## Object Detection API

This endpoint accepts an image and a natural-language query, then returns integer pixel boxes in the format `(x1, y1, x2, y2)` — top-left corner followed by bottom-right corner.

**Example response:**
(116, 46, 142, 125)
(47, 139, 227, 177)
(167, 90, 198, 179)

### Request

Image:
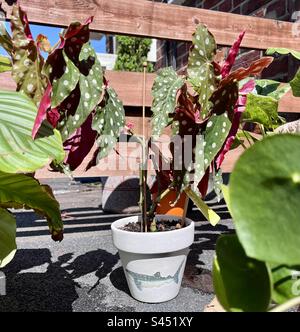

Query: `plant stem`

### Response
(269, 297, 300, 312)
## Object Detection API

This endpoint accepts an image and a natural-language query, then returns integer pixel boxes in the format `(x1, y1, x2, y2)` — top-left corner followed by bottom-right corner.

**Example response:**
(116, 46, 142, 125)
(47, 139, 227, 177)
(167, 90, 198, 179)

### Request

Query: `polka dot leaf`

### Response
(50, 51, 80, 108)
(59, 42, 104, 141)
(187, 25, 217, 118)
(151, 67, 184, 137)
(204, 113, 231, 171)
(10, 5, 47, 106)
(92, 87, 125, 161)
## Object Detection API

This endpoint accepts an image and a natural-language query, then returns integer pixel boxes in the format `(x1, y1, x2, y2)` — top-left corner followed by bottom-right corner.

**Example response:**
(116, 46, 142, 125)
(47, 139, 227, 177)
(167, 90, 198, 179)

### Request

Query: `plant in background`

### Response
(114, 35, 154, 73)
(0, 3, 126, 267)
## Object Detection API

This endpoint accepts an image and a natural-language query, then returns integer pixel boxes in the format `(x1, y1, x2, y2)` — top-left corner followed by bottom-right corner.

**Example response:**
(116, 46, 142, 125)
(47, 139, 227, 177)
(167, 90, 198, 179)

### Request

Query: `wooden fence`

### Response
(0, 0, 299, 177)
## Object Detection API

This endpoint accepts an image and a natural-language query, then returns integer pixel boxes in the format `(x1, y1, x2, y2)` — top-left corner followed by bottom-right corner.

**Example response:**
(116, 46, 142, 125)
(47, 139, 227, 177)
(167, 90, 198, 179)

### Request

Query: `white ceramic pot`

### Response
(111, 215, 195, 303)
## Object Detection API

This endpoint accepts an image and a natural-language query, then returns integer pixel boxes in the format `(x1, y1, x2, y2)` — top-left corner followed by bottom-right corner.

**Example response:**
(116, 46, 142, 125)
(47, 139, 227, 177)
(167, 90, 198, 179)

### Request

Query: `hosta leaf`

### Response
(188, 25, 217, 118)
(10, 5, 47, 105)
(0, 171, 63, 241)
(0, 91, 65, 173)
(266, 48, 300, 61)
(269, 264, 300, 304)
(229, 134, 300, 265)
(243, 93, 280, 129)
(51, 51, 80, 108)
(290, 68, 300, 97)
(0, 22, 13, 55)
(0, 55, 11, 73)
(92, 87, 125, 161)
(268, 84, 290, 101)
(0, 208, 16, 268)
(204, 113, 231, 170)
(59, 42, 103, 140)
(151, 67, 184, 137)
(213, 234, 271, 312)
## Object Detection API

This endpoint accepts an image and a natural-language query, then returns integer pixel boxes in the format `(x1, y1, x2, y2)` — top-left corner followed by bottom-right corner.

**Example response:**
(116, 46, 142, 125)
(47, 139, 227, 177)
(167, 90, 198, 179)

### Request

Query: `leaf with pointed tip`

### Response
(151, 67, 184, 137)
(185, 187, 220, 226)
(0, 171, 63, 242)
(221, 57, 274, 87)
(204, 114, 231, 170)
(58, 42, 103, 140)
(0, 55, 11, 73)
(187, 25, 217, 118)
(256, 79, 281, 96)
(221, 31, 245, 78)
(0, 208, 16, 268)
(0, 91, 65, 173)
(0, 22, 13, 55)
(266, 48, 300, 61)
(290, 68, 300, 97)
(10, 4, 47, 105)
(92, 87, 125, 161)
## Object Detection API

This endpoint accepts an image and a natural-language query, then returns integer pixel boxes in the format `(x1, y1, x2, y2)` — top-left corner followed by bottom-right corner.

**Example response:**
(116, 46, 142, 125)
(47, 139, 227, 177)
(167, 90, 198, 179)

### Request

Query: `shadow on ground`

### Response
(0, 248, 119, 312)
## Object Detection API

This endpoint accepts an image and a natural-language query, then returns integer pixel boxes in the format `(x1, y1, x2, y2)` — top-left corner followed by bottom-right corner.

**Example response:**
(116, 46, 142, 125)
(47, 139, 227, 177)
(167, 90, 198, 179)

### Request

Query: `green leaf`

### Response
(0, 55, 12, 73)
(0, 91, 65, 173)
(10, 5, 47, 106)
(229, 134, 300, 265)
(0, 171, 63, 240)
(204, 113, 231, 169)
(270, 263, 300, 304)
(151, 67, 184, 137)
(290, 68, 300, 97)
(266, 48, 300, 61)
(243, 93, 280, 129)
(92, 87, 125, 160)
(213, 169, 223, 202)
(185, 187, 220, 226)
(0, 22, 13, 55)
(255, 79, 281, 96)
(0, 208, 16, 268)
(255, 79, 290, 100)
(50, 51, 80, 108)
(213, 234, 272, 312)
(192, 134, 205, 192)
(59, 42, 103, 140)
(187, 25, 217, 117)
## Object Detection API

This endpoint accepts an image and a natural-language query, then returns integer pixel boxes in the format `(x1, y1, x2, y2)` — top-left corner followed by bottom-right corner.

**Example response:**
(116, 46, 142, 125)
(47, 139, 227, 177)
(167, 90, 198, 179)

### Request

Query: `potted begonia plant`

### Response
(111, 24, 274, 303)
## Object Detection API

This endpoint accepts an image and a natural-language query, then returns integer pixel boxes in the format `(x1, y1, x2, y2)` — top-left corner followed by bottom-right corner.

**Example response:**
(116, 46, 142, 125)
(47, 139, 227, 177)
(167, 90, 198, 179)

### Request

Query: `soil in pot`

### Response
(120, 219, 186, 232)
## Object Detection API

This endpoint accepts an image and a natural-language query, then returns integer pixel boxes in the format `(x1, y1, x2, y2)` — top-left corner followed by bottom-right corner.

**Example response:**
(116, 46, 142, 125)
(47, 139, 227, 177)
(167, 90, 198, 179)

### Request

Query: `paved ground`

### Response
(0, 178, 233, 312)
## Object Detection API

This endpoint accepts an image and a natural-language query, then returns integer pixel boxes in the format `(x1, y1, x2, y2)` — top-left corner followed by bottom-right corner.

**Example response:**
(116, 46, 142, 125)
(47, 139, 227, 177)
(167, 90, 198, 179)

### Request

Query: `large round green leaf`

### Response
(0, 91, 65, 173)
(230, 134, 300, 265)
(0, 208, 16, 268)
(213, 234, 271, 312)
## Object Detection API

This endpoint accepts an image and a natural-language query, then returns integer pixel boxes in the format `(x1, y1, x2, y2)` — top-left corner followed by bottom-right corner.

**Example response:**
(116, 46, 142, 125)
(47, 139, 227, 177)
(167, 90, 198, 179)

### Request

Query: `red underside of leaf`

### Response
(63, 114, 97, 171)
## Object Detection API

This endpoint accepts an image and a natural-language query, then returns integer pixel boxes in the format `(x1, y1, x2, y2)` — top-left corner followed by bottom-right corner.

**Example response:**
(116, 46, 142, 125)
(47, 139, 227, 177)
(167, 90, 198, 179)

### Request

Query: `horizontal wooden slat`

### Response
(0, 70, 155, 107)
(3, 0, 299, 51)
(1, 71, 300, 113)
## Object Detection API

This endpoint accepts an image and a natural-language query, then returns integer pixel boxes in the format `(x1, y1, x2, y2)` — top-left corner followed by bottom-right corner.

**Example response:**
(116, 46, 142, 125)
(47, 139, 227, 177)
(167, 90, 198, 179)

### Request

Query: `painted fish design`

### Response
(126, 260, 185, 291)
